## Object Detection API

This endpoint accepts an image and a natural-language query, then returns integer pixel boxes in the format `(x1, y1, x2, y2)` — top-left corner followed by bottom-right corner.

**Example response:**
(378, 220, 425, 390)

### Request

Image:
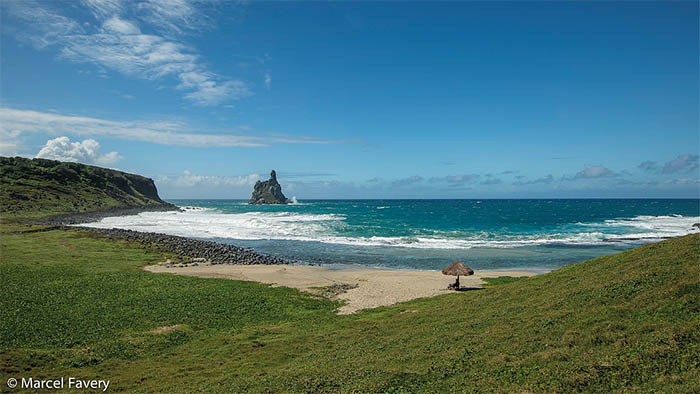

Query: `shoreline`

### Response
(38, 204, 181, 226)
(145, 263, 538, 314)
(72, 226, 290, 266)
(34, 206, 544, 314)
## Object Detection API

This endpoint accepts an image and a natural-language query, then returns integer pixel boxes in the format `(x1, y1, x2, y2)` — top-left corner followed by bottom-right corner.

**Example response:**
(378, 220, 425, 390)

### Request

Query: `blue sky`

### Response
(1, 1, 698, 199)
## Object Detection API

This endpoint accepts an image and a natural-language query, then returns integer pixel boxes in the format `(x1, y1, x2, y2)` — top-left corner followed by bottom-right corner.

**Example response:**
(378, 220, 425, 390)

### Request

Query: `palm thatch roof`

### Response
(442, 260, 474, 276)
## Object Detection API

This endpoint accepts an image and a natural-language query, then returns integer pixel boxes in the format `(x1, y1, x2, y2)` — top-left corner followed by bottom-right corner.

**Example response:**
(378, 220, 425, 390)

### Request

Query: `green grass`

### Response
(481, 276, 528, 286)
(1, 226, 698, 392)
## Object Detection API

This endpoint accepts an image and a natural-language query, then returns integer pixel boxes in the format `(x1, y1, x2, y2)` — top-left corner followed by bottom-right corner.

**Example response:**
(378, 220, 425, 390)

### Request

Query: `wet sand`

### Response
(145, 264, 536, 314)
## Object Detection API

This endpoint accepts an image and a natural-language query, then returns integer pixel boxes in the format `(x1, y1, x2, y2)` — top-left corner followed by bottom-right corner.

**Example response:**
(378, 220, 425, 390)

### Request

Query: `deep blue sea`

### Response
(82, 199, 700, 272)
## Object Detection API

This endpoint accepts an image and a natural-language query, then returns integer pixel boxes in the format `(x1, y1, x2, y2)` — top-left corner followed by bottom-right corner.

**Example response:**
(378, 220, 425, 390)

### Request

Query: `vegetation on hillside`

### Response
(0, 157, 172, 217)
(1, 224, 697, 392)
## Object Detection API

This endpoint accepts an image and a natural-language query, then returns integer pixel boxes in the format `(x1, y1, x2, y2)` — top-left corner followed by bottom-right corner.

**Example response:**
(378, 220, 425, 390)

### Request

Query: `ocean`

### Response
(81, 199, 700, 273)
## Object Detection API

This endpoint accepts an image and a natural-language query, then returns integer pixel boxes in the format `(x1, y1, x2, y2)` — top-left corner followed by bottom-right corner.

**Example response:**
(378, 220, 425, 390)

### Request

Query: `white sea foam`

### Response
(581, 215, 700, 241)
(180, 206, 215, 212)
(78, 210, 700, 250)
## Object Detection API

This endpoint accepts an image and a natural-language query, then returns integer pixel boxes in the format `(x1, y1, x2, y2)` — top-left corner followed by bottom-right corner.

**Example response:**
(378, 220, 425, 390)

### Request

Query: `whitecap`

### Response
(77, 211, 700, 250)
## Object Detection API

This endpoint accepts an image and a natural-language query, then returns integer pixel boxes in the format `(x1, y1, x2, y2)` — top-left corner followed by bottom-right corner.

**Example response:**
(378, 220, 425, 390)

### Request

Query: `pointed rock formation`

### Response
(249, 170, 288, 204)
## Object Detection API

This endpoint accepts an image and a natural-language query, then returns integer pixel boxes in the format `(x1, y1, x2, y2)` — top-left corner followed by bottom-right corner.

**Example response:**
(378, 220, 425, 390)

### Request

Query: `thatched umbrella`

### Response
(442, 260, 474, 289)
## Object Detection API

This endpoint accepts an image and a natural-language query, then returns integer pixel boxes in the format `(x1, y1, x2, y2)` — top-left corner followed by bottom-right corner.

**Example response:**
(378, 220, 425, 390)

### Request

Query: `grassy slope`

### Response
(1, 226, 698, 392)
(0, 157, 171, 217)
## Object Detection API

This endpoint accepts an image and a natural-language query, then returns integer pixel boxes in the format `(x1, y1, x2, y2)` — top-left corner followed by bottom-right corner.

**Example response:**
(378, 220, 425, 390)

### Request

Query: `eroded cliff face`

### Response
(249, 170, 288, 204)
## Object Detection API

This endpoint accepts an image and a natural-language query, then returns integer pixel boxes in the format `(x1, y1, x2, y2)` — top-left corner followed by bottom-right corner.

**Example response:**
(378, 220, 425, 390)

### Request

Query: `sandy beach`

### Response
(145, 264, 537, 314)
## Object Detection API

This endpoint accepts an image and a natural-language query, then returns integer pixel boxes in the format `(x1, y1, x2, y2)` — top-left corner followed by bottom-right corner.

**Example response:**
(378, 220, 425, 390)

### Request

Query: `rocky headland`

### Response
(0, 156, 178, 216)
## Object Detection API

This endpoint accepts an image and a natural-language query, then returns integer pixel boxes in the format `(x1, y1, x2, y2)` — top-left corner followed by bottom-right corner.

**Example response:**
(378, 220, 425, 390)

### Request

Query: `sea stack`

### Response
(249, 170, 288, 204)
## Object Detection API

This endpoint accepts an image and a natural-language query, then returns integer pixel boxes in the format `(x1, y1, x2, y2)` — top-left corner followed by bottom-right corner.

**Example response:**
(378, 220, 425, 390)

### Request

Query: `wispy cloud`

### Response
(264, 73, 272, 90)
(391, 175, 424, 187)
(36, 136, 122, 165)
(513, 174, 554, 185)
(0, 129, 24, 157)
(83, 0, 124, 19)
(638, 160, 658, 172)
(429, 174, 480, 185)
(662, 154, 699, 174)
(5, 0, 246, 106)
(278, 171, 338, 179)
(480, 178, 502, 185)
(551, 156, 582, 160)
(156, 170, 261, 188)
(0, 107, 344, 150)
(665, 178, 700, 185)
(136, 0, 210, 36)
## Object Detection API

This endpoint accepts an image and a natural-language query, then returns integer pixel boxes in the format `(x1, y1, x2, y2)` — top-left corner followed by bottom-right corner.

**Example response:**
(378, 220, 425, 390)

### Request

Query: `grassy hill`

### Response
(1, 226, 698, 392)
(0, 156, 173, 217)
(0, 162, 697, 391)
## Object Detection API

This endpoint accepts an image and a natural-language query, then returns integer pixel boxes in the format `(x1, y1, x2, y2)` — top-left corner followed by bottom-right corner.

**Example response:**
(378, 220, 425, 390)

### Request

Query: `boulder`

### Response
(249, 170, 288, 204)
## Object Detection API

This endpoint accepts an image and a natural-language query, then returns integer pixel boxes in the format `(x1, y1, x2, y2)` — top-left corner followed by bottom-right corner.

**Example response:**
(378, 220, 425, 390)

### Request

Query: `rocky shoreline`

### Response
(80, 227, 288, 266)
(35, 205, 289, 266)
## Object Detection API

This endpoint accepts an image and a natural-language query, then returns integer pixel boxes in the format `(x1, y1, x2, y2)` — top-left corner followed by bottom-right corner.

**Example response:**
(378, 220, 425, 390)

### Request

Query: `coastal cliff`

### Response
(0, 156, 176, 216)
(249, 170, 288, 204)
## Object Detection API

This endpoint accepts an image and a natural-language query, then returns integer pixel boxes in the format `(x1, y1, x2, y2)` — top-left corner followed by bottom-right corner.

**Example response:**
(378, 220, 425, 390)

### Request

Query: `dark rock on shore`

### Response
(75, 227, 289, 266)
(39, 205, 291, 266)
(249, 170, 288, 204)
(692, 223, 700, 229)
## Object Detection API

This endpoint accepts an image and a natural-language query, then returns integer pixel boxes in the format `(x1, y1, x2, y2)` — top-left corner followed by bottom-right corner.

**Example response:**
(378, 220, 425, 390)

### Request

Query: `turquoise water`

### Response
(84, 199, 700, 272)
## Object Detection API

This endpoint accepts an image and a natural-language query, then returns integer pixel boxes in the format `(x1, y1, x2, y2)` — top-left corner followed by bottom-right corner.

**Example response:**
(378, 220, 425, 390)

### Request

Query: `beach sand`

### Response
(145, 264, 537, 314)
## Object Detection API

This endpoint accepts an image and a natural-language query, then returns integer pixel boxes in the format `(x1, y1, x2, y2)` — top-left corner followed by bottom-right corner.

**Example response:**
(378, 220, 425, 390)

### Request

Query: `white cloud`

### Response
(0, 129, 23, 157)
(264, 73, 271, 89)
(102, 16, 140, 35)
(83, 0, 124, 19)
(6, 1, 247, 106)
(0, 107, 340, 148)
(35, 136, 123, 165)
(136, 0, 207, 35)
(573, 164, 615, 179)
(662, 154, 699, 174)
(391, 175, 423, 187)
(429, 174, 480, 185)
(9, 2, 82, 49)
(179, 72, 250, 106)
(513, 174, 554, 186)
(156, 170, 262, 188)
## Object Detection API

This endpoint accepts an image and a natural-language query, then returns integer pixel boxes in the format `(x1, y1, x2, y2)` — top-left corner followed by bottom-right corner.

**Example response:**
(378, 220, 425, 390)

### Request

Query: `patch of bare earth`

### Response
(151, 324, 182, 334)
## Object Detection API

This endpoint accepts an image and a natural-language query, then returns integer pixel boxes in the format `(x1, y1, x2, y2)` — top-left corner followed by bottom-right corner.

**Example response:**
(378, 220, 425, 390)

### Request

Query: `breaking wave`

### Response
(78, 208, 700, 250)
